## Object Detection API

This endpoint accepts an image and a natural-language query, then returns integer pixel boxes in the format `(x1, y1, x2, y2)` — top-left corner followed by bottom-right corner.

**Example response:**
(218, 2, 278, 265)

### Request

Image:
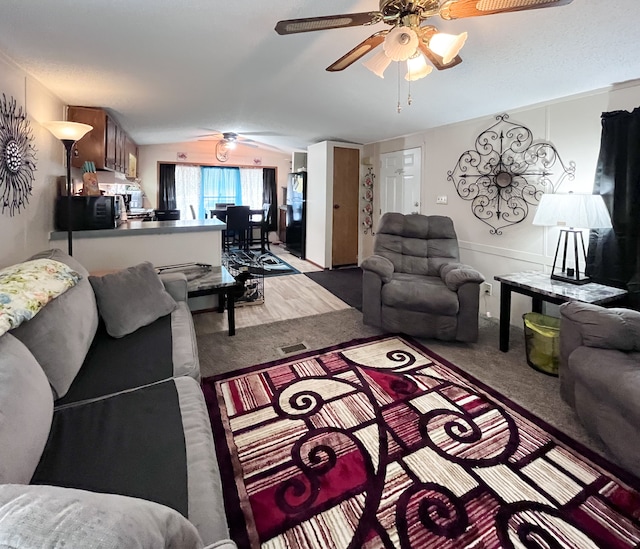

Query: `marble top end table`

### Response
(494, 271, 628, 352)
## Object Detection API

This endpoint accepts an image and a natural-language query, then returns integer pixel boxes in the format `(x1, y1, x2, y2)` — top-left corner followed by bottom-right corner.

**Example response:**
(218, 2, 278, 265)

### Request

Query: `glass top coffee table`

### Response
(494, 271, 628, 352)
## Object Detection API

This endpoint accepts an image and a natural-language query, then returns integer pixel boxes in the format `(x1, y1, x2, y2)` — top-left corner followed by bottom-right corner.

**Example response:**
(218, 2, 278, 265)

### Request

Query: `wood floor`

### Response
(192, 244, 352, 335)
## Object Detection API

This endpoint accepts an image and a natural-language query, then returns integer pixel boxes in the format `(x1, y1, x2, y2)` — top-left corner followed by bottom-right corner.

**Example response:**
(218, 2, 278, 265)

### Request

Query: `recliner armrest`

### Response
(439, 263, 484, 291)
(361, 255, 394, 283)
(159, 272, 188, 302)
(559, 302, 640, 352)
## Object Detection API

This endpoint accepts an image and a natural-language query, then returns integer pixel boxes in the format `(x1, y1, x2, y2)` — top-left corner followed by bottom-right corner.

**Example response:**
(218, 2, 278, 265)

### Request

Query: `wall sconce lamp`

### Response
(42, 121, 93, 255)
(532, 192, 612, 285)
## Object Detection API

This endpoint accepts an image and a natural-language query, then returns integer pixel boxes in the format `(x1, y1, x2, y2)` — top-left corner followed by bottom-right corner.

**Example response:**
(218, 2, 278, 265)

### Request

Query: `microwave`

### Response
(55, 196, 118, 230)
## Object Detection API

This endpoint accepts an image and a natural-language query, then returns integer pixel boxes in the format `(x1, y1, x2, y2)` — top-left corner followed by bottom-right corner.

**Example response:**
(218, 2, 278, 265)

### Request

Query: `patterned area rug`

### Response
(225, 250, 300, 278)
(202, 335, 640, 548)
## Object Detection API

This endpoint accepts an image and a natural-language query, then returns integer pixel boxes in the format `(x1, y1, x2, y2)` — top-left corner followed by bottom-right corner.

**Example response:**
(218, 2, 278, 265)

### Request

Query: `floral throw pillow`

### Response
(0, 259, 81, 336)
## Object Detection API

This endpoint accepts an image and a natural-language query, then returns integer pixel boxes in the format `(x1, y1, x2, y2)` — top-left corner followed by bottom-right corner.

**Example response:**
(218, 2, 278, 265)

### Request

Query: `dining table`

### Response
(210, 207, 266, 252)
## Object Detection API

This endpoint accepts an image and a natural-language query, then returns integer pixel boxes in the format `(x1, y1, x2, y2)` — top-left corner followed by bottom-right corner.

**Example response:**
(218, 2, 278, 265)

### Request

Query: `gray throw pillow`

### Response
(89, 262, 178, 338)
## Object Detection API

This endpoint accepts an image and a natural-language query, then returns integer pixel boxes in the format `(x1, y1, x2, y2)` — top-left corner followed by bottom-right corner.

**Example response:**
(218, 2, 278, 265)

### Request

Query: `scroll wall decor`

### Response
(0, 93, 37, 216)
(362, 166, 375, 235)
(447, 114, 575, 235)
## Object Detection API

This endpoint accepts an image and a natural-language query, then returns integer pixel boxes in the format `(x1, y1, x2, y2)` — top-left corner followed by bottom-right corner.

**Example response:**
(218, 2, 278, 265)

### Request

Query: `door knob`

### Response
(334, 204, 340, 209)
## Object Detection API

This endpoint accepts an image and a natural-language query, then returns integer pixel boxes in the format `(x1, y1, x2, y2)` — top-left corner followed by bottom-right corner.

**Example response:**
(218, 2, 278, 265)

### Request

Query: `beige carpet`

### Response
(196, 308, 620, 473)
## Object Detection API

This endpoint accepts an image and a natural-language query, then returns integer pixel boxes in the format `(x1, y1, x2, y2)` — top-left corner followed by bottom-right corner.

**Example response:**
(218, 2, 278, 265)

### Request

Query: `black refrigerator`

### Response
(285, 171, 307, 259)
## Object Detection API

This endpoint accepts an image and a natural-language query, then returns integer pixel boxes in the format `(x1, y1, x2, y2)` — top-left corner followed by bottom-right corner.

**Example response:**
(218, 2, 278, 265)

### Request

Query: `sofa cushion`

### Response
(0, 258, 80, 336)
(381, 273, 459, 315)
(10, 248, 99, 399)
(89, 261, 178, 338)
(32, 377, 230, 546)
(55, 301, 199, 406)
(0, 484, 204, 549)
(0, 333, 53, 484)
(174, 376, 229, 544)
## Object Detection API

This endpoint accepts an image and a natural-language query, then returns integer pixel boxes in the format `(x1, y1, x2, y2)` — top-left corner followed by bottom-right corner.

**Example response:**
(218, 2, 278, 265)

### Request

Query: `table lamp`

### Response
(532, 192, 612, 285)
(43, 121, 93, 255)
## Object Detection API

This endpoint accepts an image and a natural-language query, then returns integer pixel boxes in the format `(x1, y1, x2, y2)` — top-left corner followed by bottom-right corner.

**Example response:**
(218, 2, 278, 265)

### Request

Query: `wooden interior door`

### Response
(332, 147, 360, 267)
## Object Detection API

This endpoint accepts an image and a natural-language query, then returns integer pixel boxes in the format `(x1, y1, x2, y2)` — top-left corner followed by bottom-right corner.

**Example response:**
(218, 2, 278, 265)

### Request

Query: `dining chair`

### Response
(259, 203, 272, 253)
(224, 205, 251, 251)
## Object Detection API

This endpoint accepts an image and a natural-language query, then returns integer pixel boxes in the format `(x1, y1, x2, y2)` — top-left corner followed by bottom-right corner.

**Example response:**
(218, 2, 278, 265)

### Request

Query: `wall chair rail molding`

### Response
(0, 93, 37, 216)
(447, 114, 575, 235)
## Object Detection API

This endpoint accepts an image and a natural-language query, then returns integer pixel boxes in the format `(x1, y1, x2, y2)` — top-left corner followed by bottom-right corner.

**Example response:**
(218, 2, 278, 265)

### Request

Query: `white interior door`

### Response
(380, 147, 422, 215)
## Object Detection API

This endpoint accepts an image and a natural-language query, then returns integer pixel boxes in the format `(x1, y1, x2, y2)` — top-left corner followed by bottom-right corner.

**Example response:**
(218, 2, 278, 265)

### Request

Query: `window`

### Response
(173, 165, 265, 220)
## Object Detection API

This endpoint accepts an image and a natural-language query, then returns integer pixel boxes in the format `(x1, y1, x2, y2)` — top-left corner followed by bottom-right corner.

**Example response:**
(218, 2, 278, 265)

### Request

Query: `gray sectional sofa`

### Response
(0, 249, 235, 548)
(559, 301, 640, 478)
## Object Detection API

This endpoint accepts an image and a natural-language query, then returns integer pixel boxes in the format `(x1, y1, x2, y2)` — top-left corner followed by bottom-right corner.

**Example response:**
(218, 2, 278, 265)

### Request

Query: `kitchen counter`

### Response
(49, 218, 225, 240)
(49, 219, 226, 272)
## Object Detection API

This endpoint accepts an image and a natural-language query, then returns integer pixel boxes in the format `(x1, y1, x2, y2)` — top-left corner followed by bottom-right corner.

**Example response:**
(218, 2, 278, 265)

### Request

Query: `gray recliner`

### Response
(559, 301, 640, 477)
(361, 213, 485, 342)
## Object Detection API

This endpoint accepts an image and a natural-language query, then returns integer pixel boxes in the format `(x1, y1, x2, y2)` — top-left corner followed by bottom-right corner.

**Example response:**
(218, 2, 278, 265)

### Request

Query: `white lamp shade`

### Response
(405, 53, 433, 81)
(532, 193, 612, 229)
(363, 49, 392, 78)
(428, 31, 467, 64)
(383, 26, 419, 61)
(43, 121, 93, 142)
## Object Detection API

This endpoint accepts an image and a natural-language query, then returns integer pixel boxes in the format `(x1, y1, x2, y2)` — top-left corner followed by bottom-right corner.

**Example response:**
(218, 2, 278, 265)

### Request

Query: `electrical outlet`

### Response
(482, 282, 493, 296)
(436, 195, 448, 205)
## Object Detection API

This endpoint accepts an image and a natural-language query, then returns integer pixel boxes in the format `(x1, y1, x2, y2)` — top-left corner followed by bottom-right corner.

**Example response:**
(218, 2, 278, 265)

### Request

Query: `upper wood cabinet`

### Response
(68, 106, 137, 177)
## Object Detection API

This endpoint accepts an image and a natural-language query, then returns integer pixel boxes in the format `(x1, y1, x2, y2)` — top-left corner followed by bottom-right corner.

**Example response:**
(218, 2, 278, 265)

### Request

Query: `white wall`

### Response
(306, 141, 362, 268)
(137, 141, 291, 210)
(363, 83, 640, 326)
(306, 141, 330, 268)
(0, 52, 68, 268)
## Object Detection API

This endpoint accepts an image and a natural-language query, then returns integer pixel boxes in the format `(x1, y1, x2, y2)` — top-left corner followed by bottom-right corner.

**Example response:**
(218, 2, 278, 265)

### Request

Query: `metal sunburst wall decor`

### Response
(0, 93, 37, 216)
(447, 114, 575, 235)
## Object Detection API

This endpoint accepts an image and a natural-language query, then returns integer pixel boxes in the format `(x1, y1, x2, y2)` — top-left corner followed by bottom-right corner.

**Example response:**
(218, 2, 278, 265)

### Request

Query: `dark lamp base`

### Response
(550, 273, 591, 285)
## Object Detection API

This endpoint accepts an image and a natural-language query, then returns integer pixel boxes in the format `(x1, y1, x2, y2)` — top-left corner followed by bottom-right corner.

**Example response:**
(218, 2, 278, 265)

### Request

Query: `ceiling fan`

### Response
(275, 0, 573, 77)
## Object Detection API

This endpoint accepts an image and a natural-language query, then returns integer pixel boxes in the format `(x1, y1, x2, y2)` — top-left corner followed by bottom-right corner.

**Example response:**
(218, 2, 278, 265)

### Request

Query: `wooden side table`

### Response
(494, 271, 627, 352)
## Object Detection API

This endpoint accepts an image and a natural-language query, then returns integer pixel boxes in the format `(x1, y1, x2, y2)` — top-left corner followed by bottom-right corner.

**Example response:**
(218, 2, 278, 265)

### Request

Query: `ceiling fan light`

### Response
(428, 31, 467, 64)
(383, 26, 419, 61)
(363, 49, 392, 78)
(224, 140, 237, 150)
(405, 53, 433, 81)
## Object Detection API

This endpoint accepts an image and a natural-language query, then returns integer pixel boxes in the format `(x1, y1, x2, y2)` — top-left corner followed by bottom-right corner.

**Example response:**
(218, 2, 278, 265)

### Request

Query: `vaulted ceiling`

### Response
(1, 0, 639, 153)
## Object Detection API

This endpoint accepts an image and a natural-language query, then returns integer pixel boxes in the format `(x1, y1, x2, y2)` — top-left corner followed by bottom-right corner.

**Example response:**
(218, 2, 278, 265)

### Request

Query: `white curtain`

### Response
(175, 165, 202, 220)
(239, 168, 263, 210)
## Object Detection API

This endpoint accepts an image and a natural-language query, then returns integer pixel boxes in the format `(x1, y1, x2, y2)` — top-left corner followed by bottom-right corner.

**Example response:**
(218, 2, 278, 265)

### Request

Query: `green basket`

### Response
(522, 312, 560, 376)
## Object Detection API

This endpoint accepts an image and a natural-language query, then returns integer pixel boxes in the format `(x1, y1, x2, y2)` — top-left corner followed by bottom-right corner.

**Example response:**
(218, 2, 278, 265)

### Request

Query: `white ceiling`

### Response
(1, 0, 640, 153)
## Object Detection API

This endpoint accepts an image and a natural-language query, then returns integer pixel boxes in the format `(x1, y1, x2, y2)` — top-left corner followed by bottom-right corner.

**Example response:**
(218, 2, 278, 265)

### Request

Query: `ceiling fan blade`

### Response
(275, 12, 381, 35)
(439, 0, 573, 20)
(326, 31, 388, 72)
(418, 41, 463, 70)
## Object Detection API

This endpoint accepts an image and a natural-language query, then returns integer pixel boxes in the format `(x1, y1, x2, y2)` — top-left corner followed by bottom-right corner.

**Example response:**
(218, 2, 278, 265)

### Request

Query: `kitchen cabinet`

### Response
(68, 106, 137, 177)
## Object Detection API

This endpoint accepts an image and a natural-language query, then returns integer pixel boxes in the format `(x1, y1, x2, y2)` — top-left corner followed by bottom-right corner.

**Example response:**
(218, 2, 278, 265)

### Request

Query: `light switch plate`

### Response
(436, 195, 448, 205)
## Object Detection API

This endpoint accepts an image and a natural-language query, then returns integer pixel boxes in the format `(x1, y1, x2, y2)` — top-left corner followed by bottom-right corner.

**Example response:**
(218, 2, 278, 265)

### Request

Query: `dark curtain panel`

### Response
(586, 107, 640, 308)
(263, 168, 277, 231)
(158, 163, 177, 210)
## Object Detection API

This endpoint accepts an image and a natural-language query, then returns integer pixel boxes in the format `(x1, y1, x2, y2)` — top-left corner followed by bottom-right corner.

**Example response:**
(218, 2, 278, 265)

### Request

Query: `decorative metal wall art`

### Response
(362, 166, 375, 234)
(0, 93, 37, 216)
(447, 114, 575, 235)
